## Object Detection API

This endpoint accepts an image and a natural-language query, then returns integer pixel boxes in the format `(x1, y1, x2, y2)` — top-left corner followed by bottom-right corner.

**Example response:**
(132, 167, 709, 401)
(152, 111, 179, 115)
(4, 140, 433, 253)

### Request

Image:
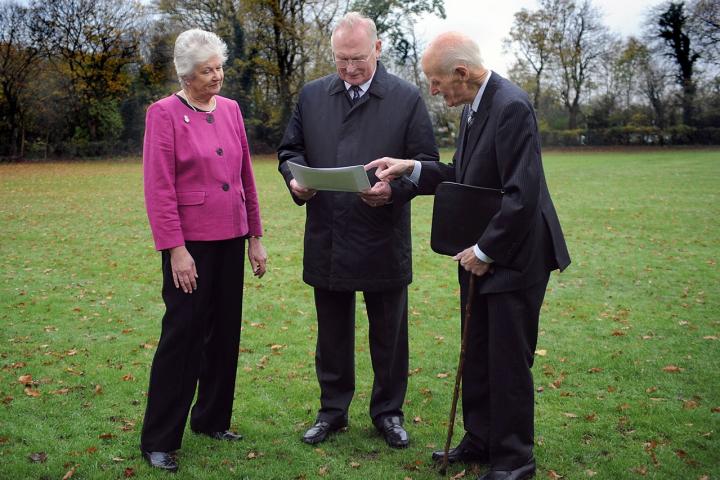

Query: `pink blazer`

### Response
(143, 95, 263, 251)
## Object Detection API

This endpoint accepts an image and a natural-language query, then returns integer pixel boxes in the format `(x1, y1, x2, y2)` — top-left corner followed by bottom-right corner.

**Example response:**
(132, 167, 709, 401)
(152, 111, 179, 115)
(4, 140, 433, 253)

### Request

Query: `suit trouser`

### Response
(459, 269, 549, 470)
(313, 286, 409, 427)
(140, 238, 245, 452)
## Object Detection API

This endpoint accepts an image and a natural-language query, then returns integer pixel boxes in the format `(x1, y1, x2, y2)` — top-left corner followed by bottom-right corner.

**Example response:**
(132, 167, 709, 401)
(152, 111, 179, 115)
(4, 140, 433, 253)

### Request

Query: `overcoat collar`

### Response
(327, 61, 389, 100)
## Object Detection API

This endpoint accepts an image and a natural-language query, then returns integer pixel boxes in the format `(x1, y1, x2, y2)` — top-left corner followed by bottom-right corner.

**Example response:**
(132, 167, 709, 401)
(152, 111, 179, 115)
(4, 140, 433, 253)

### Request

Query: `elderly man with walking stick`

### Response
(367, 32, 570, 480)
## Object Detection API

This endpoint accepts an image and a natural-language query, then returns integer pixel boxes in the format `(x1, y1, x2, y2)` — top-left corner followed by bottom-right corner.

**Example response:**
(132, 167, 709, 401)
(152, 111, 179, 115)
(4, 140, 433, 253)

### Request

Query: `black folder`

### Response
(430, 182, 503, 256)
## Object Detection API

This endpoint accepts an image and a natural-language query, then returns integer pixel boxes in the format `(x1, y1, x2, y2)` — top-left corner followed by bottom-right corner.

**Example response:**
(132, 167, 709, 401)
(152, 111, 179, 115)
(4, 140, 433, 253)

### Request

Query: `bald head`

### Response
(422, 32, 484, 77)
(421, 32, 488, 107)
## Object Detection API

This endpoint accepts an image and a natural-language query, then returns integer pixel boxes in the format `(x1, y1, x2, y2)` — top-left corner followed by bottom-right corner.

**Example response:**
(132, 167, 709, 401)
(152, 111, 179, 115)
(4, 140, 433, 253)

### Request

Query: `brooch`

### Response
(183, 115, 190, 124)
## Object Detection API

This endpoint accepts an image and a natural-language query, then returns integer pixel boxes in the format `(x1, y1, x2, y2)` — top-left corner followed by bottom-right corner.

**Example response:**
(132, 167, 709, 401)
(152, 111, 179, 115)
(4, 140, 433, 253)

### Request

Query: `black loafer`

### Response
(376, 416, 409, 448)
(432, 434, 488, 464)
(142, 450, 178, 472)
(477, 458, 536, 480)
(193, 429, 243, 441)
(302, 420, 346, 445)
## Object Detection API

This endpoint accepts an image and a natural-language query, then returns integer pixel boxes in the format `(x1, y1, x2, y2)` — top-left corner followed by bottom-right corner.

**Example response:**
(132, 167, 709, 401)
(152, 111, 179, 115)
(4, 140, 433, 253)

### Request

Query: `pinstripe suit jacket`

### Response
(418, 72, 570, 293)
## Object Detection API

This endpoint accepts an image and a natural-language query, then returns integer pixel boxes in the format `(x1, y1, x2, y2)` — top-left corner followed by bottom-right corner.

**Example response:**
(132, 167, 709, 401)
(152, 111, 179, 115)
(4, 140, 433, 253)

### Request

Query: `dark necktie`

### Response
(461, 107, 475, 156)
(350, 85, 361, 103)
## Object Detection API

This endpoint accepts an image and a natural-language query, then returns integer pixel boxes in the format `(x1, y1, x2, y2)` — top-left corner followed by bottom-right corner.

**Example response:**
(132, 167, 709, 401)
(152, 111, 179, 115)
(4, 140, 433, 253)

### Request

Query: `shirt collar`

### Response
(470, 70, 492, 114)
(344, 68, 376, 98)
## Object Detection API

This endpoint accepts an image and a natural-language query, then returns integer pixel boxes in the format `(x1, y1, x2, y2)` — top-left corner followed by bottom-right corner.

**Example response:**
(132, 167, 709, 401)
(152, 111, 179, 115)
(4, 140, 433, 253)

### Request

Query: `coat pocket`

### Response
(176, 191, 206, 206)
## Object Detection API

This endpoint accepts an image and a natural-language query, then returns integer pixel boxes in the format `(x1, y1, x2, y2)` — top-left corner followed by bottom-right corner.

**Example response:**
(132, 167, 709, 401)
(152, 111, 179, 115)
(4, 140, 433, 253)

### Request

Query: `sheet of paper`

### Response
(287, 161, 371, 192)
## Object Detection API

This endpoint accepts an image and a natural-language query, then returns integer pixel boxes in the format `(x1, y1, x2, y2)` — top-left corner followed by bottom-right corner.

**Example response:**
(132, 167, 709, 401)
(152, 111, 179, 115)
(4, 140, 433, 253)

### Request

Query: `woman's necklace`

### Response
(179, 90, 216, 112)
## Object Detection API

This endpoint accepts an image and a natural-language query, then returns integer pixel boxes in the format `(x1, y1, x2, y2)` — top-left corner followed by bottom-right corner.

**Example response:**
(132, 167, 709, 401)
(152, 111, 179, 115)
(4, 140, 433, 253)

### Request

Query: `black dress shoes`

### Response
(302, 420, 346, 445)
(202, 430, 243, 441)
(477, 458, 536, 480)
(432, 434, 488, 464)
(376, 416, 409, 448)
(142, 451, 178, 472)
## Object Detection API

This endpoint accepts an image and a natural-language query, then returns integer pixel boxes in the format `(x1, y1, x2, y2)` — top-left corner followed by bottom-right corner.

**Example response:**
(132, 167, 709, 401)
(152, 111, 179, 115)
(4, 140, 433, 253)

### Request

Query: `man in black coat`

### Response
(367, 32, 570, 480)
(277, 12, 438, 449)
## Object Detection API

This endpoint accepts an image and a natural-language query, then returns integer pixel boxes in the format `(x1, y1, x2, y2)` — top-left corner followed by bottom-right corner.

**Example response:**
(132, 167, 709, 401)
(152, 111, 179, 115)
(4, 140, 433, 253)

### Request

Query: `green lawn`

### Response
(0, 149, 718, 479)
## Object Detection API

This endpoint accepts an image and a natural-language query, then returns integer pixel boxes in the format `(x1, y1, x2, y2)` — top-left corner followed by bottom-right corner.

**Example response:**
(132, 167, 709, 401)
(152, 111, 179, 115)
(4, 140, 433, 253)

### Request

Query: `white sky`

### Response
(414, 0, 659, 76)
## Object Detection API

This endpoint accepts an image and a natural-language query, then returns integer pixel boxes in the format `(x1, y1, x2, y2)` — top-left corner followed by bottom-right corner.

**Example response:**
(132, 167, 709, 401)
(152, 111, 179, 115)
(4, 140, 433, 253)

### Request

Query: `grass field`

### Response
(1, 149, 719, 480)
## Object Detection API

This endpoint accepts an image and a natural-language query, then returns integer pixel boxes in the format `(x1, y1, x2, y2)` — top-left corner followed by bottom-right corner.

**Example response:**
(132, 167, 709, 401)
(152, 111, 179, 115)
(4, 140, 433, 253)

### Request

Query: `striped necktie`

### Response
(350, 85, 361, 103)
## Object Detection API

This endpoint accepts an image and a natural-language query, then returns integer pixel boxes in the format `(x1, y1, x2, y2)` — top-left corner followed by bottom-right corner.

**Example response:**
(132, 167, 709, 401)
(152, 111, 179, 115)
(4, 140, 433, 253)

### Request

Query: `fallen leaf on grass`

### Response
(631, 466, 648, 475)
(703, 336, 718, 340)
(124, 467, 135, 477)
(24, 387, 40, 398)
(408, 367, 422, 376)
(318, 465, 328, 476)
(683, 400, 699, 409)
(413, 416, 422, 424)
(62, 464, 78, 479)
(588, 367, 603, 373)
(712, 407, 720, 413)
(611, 330, 626, 336)
(451, 470, 466, 479)
(663, 365, 683, 373)
(122, 374, 134, 381)
(28, 452, 47, 463)
(436, 372, 449, 379)
(547, 470, 563, 479)
(585, 413, 598, 422)
(95, 385, 103, 395)
(585, 470, 597, 477)
(535, 349, 547, 356)
(18, 374, 33, 384)
(562, 412, 578, 418)
(51, 388, 70, 395)
(350, 461, 360, 468)
(98, 433, 114, 440)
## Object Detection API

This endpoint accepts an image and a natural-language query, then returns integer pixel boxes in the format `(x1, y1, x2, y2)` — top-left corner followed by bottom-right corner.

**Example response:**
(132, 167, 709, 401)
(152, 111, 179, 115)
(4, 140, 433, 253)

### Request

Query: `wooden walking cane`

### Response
(439, 273, 476, 475)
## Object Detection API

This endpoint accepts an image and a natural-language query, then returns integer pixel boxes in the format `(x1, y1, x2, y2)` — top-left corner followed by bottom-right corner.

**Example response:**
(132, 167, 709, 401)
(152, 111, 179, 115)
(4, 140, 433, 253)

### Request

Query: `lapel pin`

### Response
(183, 115, 190, 124)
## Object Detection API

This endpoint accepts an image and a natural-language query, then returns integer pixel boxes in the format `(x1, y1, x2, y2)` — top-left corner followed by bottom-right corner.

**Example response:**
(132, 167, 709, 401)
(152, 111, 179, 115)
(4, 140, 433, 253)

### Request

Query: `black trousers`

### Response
(313, 286, 409, 427)
(459, 269, 549, 470)
(140, 238, 245, 452)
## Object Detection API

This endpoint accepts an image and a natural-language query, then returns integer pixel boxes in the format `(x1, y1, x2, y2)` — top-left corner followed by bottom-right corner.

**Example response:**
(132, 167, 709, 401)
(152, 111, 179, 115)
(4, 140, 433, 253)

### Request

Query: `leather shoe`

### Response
(376, 416, 409, 448)
(142, 451, 178, 472)
(432, 434, 488, 464)
(195, 430, 243, 441)
(477, 458, 536, 480)
(302, 420, 346, 444)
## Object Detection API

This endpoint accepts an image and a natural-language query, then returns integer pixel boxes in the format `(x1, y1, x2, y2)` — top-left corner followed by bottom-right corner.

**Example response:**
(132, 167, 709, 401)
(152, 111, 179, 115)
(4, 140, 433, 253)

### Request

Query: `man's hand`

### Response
(359, 180, 392, 207)
(365, 157, 415, 181)
(453, 246, 492, 277)
(290, 178, 317, 201)
(169, 245, 198, 293)
(248, 237, 267, 278)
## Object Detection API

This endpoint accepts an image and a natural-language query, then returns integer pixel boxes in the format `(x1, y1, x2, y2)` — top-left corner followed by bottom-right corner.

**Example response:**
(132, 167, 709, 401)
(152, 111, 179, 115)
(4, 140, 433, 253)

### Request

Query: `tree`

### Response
(654, 1, 700, 125)
(0, 1, 42, 157)
(28, 0, 145, 143)
(689, 0, 720, 66)
(504, 7, 554, 108)
(545, 0, 611, 129)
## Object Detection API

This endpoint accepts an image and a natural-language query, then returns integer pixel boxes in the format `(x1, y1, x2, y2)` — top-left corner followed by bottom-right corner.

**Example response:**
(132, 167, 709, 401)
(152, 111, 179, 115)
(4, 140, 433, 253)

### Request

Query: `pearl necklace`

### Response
(179, 90, 216, 112)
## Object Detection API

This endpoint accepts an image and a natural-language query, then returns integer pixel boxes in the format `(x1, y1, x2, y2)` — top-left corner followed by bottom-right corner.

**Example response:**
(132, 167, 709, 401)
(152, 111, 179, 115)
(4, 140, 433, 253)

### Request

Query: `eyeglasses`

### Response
(333, 48, 375, 68)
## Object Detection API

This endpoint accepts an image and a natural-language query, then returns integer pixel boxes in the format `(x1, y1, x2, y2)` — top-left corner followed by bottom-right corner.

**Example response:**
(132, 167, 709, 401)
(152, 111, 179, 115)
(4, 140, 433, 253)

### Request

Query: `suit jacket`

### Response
(418, 73, 570, 293)
(278, 62, 438, 291)
(143, 95, 263, 251)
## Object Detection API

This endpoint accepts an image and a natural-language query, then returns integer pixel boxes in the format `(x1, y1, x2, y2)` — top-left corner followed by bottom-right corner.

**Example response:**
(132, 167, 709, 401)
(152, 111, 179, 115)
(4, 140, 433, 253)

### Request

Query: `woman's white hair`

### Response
(331, 11, 378, 46)
(174, 29, 228, 85)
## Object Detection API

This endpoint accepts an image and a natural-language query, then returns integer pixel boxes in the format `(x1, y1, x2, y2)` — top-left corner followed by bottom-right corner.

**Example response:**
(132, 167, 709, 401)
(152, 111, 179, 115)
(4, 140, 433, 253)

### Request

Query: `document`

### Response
(287, 161, 371, 192)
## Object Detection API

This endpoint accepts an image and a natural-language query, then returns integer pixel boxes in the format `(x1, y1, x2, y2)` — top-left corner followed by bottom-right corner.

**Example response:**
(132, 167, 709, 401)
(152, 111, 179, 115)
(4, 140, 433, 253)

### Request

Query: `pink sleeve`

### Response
(236, 102, 264, 236)
(143, 103, 185, 251)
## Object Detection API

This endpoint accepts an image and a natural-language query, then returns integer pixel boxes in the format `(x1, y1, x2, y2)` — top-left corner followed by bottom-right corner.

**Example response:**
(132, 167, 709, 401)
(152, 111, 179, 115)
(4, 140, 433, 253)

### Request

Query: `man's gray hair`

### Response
(174, 29, 228, 85)
(331, 11, 378, 47)
(433, 35, 484, 75)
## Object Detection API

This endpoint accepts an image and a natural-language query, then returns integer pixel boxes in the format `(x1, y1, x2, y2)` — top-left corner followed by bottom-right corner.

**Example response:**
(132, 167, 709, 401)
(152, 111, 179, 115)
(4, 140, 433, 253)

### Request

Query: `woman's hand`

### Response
(169, 245, 198, 293)
(248, 237, 267, 278)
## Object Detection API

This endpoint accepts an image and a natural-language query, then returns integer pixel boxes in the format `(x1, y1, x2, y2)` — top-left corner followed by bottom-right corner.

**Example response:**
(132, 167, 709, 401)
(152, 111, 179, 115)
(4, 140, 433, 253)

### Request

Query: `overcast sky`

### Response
(414, 0, 660, 76)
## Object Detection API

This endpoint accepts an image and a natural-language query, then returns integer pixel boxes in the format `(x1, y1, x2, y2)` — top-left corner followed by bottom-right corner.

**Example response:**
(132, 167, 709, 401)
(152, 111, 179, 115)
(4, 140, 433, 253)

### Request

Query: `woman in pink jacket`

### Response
(140, 28, 267, 473)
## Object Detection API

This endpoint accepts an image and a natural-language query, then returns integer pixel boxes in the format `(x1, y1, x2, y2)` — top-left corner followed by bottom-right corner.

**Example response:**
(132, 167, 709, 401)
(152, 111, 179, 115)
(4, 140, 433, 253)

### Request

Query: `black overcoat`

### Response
(278, 62, 438, 291)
